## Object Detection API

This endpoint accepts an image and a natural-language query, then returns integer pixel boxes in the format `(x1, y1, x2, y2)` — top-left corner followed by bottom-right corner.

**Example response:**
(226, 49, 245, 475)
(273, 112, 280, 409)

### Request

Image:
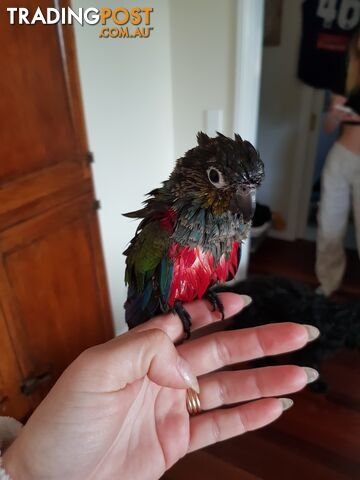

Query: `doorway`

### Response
(302, 92, 358, 250)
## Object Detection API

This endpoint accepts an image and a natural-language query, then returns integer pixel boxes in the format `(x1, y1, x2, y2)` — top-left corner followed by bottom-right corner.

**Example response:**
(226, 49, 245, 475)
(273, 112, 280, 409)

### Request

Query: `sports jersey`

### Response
(298, 0, 360, 94)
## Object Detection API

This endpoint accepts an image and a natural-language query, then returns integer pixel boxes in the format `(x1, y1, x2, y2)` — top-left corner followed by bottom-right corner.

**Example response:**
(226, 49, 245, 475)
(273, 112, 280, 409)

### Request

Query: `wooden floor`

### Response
(249, 238, 360, 300)
(164, 239, 360, 480)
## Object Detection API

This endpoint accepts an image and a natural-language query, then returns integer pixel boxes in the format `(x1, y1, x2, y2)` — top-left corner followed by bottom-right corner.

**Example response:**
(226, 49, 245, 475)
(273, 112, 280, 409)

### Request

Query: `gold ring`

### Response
(186, 388, 202, 416)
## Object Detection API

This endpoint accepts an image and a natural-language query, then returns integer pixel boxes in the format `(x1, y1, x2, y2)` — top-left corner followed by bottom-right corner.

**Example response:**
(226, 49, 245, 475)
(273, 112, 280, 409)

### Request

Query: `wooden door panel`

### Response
(0, 194, 113, 404)
(0, 1, 82, 183)
(0, 305, 31, 419)
(0, 2, 113, 417)
(0, 162, 89, 221)
(0, 177, 93, 233)
(0, 2, 91, 223)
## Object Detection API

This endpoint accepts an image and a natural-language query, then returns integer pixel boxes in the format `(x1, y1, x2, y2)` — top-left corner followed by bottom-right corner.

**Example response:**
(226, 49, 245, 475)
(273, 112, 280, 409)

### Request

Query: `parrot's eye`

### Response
(238, 185, 249, 196)
(207, 167, 227, 188)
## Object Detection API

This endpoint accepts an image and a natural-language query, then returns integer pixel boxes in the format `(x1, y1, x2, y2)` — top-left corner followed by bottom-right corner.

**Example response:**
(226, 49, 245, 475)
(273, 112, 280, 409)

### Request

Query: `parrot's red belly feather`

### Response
(167, 241, 239, 306)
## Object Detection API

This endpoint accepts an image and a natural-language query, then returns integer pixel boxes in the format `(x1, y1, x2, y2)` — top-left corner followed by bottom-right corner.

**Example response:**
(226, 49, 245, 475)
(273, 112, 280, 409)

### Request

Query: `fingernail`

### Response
(303, 324, 320, 342)
(177, 356, 200, 393)
(241, 295, 252, 308)
(280, 398, 294, 411)
(304, 367, 319, 384)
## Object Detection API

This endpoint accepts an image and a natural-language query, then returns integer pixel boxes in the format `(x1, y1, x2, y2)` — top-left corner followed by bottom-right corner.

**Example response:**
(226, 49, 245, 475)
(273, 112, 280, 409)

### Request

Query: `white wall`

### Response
(256, 0, 305, 239)
(170, 0, 237, 157)
(73, 0, 174, 333)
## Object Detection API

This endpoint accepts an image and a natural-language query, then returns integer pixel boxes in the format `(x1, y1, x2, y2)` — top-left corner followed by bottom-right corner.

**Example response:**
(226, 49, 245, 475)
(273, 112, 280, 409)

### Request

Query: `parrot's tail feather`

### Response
(122, 209, 146, 219)
(124, 286, 159, 329)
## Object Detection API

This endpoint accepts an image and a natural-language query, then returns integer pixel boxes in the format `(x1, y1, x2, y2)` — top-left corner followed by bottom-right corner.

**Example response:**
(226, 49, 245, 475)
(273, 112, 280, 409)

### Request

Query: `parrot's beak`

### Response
(230, 188, 256, 222)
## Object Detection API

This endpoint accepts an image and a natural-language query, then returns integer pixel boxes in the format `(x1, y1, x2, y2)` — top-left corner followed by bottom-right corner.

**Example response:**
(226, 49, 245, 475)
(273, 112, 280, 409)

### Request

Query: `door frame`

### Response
(291, 87, 325, 240)
(234, 0, 264, 279)
(234, 0, 264, 146)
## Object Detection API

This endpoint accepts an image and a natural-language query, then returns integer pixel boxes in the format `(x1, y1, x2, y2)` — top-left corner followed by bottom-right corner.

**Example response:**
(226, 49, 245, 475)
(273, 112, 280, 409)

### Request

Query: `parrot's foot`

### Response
(205, 291, 225, 321)
(174, 301, 192, 340)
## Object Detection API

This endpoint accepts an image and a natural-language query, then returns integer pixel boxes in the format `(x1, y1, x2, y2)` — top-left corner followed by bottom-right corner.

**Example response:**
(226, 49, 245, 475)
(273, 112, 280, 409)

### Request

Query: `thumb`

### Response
(68, 328, 199, 393)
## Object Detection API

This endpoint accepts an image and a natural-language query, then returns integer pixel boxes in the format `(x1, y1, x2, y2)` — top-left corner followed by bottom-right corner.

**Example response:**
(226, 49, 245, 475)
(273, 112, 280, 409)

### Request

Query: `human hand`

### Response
(329, 105, 360, 123)
(3, 293, 319, 480)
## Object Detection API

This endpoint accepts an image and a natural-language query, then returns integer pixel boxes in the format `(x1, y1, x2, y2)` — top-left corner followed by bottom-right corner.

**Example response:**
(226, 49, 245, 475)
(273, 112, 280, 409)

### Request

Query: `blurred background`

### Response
(0, 1, 359, 479)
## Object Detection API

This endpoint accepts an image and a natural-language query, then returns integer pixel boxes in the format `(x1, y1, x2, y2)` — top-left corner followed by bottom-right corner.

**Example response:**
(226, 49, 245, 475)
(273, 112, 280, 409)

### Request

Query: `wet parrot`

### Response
(123, 132, 265, 337)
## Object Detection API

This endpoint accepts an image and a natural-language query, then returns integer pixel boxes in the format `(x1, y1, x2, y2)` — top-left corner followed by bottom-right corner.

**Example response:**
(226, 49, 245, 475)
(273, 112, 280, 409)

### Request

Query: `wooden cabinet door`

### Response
(0, 195, 113, 416)
(0, 0, 90, 229)
(0, 306, 32, 418)
(0, 2, 114, 419)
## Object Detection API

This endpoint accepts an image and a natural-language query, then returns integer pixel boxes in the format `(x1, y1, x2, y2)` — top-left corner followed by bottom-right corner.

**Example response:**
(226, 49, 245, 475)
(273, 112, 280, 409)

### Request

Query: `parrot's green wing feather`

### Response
(124, 221, 171, 293)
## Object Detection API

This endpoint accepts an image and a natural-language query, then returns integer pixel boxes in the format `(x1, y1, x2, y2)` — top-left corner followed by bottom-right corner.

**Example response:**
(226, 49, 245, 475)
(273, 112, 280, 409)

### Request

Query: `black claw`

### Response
(174, 301, 192, 339)
(205, 291, 225, 321)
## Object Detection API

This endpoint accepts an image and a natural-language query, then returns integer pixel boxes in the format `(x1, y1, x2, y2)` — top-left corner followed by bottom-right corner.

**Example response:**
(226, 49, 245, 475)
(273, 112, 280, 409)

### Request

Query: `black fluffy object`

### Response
(215, 276, 360, 376)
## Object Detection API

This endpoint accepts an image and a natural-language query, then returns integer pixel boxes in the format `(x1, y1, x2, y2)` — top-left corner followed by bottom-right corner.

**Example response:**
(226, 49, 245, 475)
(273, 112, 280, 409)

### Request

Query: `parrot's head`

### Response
(169, 132, 264, 221)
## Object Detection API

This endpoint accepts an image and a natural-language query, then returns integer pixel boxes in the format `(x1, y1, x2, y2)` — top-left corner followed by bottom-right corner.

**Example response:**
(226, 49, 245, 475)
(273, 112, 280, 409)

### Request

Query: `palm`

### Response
(16, 373, 189, 480)
(108, 379, 189, 479)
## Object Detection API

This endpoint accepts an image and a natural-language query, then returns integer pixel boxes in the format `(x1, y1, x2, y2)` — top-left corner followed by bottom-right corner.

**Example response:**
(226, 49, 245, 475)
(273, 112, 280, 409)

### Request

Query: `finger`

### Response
(134, 293, 250, 343)
(188, 397, 290, 452)
(199, 365, 318, 409)
(70, 329, 199, 393)
(178, 322, 318, 375)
